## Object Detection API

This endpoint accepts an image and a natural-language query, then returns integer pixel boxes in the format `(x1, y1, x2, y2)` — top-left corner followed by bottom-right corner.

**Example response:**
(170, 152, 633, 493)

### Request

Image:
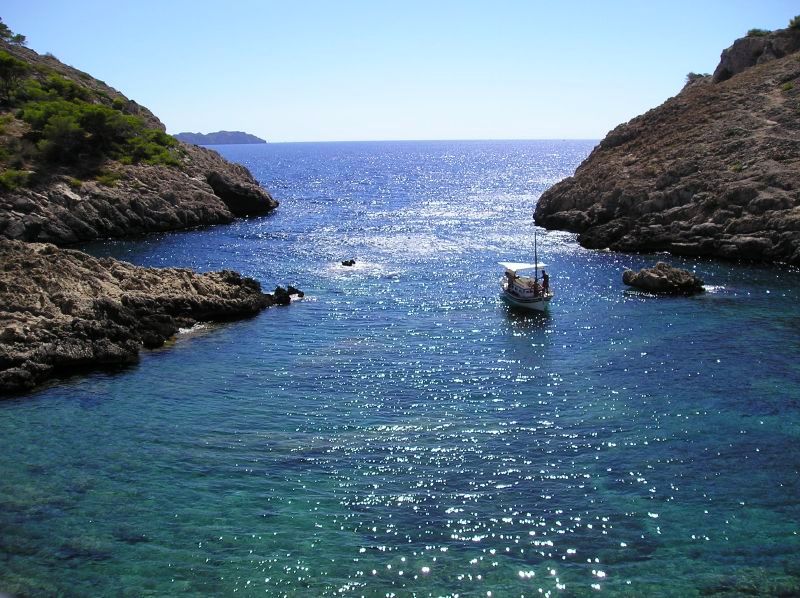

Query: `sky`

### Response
(3, 1, 798, 142)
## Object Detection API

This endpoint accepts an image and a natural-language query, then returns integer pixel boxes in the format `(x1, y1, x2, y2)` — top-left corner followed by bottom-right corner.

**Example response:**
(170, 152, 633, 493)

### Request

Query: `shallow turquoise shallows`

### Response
(1, 141, 799, 597)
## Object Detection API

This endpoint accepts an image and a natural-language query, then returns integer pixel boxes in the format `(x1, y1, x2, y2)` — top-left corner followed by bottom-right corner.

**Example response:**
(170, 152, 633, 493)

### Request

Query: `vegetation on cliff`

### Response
(0, 20, 277, 245)
(0, 20, 180, 192)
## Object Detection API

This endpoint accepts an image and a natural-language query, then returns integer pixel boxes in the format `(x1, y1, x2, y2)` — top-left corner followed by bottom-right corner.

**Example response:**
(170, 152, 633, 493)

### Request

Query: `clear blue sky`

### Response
(3, 1, 798, 141)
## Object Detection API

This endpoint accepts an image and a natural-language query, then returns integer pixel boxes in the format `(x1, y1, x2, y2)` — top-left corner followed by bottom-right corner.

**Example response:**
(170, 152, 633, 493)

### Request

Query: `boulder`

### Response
(272, 285, 304, 305)
(713, 28, 800, 82)
(206, 170, 277, 217)
(622, 262, 705, 295)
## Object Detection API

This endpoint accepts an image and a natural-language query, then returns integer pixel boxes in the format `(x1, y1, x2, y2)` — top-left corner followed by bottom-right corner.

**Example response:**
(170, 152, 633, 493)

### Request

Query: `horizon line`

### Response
(172, 137, 603, 145)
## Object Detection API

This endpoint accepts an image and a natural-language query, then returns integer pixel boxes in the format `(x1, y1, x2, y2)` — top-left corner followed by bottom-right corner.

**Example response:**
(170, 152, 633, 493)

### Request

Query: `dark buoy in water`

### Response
(341, 259, 356, 267)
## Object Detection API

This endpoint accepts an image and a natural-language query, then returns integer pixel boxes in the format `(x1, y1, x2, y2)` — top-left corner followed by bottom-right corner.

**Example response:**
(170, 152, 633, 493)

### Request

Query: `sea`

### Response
(1, 140, 799, 597)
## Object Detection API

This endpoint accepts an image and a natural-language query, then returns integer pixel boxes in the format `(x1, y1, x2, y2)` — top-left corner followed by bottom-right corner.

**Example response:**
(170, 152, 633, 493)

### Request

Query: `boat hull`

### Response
(501, 290, 552, 311)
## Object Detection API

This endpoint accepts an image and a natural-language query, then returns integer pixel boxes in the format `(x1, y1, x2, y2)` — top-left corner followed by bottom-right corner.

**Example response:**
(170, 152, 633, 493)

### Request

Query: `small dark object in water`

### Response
(341, 259, 356, 267)
(273, 285, 304, 305)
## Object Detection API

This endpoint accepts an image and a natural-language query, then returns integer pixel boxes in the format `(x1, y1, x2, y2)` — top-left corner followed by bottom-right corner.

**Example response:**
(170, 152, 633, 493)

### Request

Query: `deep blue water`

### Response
(1, 140, 799, 597)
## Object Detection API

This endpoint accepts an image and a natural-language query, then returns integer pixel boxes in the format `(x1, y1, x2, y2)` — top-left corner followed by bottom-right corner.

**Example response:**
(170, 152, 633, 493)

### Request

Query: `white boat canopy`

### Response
(498, 261, 547, 273)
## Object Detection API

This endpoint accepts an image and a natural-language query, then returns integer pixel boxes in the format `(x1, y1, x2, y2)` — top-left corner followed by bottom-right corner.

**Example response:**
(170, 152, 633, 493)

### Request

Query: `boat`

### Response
(499, 230, 553, 311)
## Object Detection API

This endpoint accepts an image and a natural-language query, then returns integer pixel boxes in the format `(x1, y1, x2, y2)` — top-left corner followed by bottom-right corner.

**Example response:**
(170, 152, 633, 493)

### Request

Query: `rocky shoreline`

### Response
(0, 240, 301, 394)
(535, 26, 800, 265)
(0, 31, 293, 394)
(0, 118, 278, 246)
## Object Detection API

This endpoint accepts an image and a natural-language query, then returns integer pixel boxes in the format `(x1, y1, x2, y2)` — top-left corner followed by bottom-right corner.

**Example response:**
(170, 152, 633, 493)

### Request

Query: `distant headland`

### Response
(173, 131, 267, 145)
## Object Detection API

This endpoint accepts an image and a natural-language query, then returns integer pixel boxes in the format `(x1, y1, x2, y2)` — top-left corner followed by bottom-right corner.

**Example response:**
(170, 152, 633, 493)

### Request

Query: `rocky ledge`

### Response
(0, 240, 300, 394)
(0, 139, 278, 245)
(535, 26, 800, 265)
(622, 262, 705, 295)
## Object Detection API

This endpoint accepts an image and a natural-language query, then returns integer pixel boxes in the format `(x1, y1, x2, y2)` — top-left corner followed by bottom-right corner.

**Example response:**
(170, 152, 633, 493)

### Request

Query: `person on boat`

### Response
(532, 278, 540, 296)
(541, 270, 549, 293)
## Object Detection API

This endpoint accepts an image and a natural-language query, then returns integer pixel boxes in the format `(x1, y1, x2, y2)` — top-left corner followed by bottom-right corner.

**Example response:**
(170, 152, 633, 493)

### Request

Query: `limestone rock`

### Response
(622, 262, 705, 295)
(0, 239, 292, 394)
(535, 27, 800, 266)
(207, 170, 275, 217)
(713, 28, 800, 82)
(0, 40, 278, 246)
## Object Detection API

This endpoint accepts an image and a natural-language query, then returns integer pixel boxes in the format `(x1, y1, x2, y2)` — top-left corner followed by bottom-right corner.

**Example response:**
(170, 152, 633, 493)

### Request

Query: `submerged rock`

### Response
(622, 262, 705, 295)
(0, 240, 296, 394)
(341, 259, 356, 267)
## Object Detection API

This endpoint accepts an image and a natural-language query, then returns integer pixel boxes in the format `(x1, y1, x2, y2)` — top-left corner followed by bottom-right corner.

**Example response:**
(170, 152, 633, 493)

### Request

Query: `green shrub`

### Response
(43, 75, 90, 101)
(747, 28, 771, 37)
(790, 15, 800, 29)
(36, 114, 85, 162)
(94, 170, 121, 186)
(685, 72, 710, 84)
(0, 168, 30, 190)
(66, 176, 82, 189)
(781, 82, 795, 92)
(1, 34, 181, 172)
(0, 50, 30, 102)
(0, 113, 12, 135)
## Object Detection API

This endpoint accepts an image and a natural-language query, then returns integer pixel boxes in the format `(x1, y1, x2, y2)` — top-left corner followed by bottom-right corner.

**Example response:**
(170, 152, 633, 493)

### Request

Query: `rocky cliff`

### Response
(0, 239, 298, 393)
(0, 25, 293, 394)
(534, 26, 800, 265)
(0, 38, 277, 245)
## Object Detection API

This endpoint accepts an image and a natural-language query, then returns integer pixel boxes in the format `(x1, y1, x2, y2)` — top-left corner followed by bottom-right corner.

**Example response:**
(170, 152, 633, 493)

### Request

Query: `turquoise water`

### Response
(1, 140, 799, 597)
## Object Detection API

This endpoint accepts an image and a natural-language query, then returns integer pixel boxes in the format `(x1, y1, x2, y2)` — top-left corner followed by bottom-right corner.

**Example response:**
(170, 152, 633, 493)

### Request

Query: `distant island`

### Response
(173, 131, 267, 145)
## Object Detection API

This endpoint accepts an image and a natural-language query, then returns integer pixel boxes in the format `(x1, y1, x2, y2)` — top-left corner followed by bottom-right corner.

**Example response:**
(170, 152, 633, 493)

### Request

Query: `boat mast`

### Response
(534, 227, 539, 281)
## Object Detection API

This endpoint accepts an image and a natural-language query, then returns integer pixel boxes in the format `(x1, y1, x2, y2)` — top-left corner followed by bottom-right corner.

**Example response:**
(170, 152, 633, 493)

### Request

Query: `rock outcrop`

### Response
(0, 142, 277, 244)
(535, 26, 800, 265)
(713, 28, 800, 82)
(622, 262, 705, 295)
(0, 39, 278, 245)
(0, 239, 301, 393)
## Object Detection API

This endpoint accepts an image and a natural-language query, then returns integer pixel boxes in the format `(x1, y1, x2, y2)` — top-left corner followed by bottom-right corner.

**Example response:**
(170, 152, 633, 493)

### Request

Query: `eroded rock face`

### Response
(713, 28, 800, 83)
(535, 28, 800, 266)
(0, 240, 298, 393)
(0, 143, 278, 245)
(622, 262, 705, 295)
